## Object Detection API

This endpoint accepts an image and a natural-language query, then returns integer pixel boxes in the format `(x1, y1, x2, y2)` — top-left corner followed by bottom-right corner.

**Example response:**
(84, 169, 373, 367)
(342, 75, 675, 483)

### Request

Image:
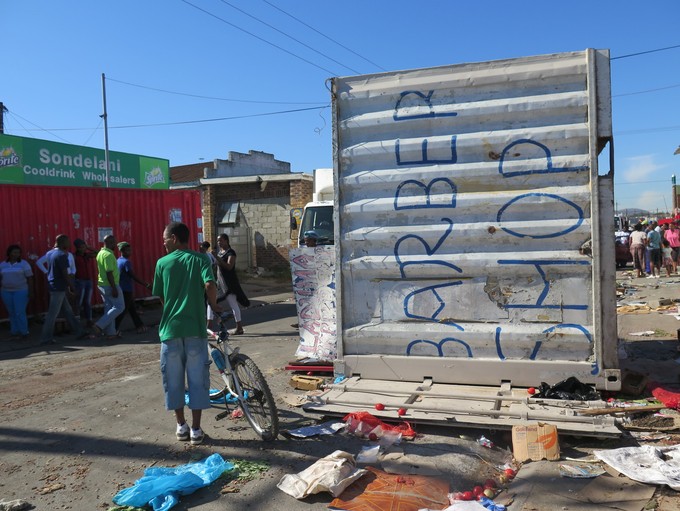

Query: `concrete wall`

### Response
(209, 150, 291, 178)
(202, 179, 313, 270)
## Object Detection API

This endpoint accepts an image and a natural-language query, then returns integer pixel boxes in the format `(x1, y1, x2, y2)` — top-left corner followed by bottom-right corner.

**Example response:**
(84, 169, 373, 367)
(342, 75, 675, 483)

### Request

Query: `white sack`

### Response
(277, 450, 367, 499)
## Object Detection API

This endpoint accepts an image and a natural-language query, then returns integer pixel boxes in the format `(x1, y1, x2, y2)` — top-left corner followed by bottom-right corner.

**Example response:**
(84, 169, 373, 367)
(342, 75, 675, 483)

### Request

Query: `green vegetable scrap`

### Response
(230, 459, 270, 481)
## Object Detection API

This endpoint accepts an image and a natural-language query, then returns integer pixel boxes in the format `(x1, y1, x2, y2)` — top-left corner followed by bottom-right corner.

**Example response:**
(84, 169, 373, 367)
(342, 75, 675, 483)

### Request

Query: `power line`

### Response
(106, 76, 326, 105)
(11, 105, 329, 132)
(612, 43, 680, 60)
(7, 111, 73, 144)
(616, 125, 680, 135)
(218, 0, 361, 75)
(614, 82, 680, 98)
(615, 179, 671, 185)
(261, 0, 386, 72)
(180, 0, 339, 76)
(82, 118, 103, 146)
(109, 105, 329, 129)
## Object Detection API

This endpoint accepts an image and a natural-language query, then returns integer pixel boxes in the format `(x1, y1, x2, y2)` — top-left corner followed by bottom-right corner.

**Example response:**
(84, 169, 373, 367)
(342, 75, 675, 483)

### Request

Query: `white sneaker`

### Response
(176, 422, 190, 441)
(190, 427, 205, 445)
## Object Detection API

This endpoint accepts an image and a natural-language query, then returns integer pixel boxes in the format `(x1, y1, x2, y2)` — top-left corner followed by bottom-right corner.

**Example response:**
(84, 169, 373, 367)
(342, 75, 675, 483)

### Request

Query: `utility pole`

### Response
(673, 175, 677, 215)
(101, 73, 110, 188)
(0, 102, 5, 134)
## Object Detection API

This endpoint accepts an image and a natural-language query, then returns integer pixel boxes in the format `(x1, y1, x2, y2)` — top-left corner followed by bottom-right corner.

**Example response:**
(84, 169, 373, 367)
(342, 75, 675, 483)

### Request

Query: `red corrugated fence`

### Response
(0, 184, 202, 317)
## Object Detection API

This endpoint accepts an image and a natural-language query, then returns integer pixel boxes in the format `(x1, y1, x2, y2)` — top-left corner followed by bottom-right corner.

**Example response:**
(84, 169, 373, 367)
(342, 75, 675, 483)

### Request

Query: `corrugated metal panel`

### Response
(332, 50, 618, 389)
(0, 184, 202, 316)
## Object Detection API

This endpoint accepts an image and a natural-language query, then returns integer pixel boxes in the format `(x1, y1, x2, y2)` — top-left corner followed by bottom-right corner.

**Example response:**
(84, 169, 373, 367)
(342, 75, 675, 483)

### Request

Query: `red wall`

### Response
(0, 184, 202, 317)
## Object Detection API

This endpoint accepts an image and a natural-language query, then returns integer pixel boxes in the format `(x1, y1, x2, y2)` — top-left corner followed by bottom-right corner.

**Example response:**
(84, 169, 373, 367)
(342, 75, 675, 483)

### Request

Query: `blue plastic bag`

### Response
(112, 453, 234, 511)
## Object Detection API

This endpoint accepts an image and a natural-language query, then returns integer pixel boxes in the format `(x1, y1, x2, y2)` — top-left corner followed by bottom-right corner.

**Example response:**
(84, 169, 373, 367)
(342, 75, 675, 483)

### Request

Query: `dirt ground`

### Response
(1, 272, 679, 510)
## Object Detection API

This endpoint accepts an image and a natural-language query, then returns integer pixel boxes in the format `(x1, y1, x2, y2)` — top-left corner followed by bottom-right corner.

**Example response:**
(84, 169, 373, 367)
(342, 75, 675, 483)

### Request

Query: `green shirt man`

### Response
(153, 248, 215, 341)
(96, 246, 119, 286)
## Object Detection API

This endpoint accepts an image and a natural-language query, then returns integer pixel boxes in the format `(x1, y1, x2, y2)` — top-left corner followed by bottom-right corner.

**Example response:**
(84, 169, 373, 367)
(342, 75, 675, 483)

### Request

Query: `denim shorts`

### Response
(160, 337, 211, 411)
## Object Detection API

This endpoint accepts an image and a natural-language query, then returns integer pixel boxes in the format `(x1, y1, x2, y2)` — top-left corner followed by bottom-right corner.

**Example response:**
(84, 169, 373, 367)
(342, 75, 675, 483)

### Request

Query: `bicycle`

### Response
(208, 320, 279, 441)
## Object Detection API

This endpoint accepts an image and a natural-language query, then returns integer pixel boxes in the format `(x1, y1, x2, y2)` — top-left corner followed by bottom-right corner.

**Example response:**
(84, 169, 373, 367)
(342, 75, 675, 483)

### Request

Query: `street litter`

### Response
(630, 330, 656, 336)
(218, 459, 270, 494)
(285, 420, 345, 438)
(38, 482, 64, 495)
(280, 392, 307, 407)
(277, 450, 367, 499)
(112, 453, 233, 511)
(0, 500, 32, 511)
(477, 436, 494, 448)
(617, 304, 652, 314)
(649, 383, 680, 409)
(344, 411, 417, 444)
(534, 376, 600, 401)
(356, 445, 381, 464)
(432, 497, 507, 511)
(558, 462, 605, 478)
(512, 424, 560, 462)
(594, 444, 680, 490)
(329, 466, 450, 511)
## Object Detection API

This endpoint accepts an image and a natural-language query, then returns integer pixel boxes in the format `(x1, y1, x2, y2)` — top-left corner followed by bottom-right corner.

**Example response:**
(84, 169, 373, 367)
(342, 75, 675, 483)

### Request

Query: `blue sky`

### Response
(3, 1, 679, 214)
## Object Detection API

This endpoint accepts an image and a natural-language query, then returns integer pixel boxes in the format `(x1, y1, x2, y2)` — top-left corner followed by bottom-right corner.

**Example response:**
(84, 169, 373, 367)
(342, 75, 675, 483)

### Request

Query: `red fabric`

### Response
(648, 383, 680, 409)
(343, 411, 417, 440)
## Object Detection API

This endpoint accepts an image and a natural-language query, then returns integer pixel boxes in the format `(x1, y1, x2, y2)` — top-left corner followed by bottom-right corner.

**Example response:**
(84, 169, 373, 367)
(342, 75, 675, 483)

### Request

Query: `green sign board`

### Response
(0, 133, 169, 189)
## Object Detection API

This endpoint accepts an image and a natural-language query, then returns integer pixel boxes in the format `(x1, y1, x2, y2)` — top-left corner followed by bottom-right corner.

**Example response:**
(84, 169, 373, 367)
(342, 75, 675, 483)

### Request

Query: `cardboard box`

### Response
(512, 423, 560, 462)
(289, 375, 324, 391)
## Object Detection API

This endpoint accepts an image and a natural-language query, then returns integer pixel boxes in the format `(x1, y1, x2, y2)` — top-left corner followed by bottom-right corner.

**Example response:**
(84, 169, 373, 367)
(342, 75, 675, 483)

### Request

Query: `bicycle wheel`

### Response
(232, 354, 279, 440)
(209, 347, 230, 400)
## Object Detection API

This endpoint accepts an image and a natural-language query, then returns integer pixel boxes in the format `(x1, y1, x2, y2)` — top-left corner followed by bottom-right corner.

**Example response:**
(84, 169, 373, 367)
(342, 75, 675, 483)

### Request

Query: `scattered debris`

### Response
(329, 466, 450, 511)
(512, 424, 560, 462)
(280, 392, 308, 407)
(356, 445, 381, 464)
(289, 375, 324, 391)
(558, 462, 605, 478)
(37, 482, 65, 495)
(112, 453, 233, 510)
(219, 458, 271, 493)
(285, 420, 346, 438)
(629, 330, 656, 336)
(0, 499, 32, 511)
(594, 445, 680, 490)
(277, 450, 367, 499)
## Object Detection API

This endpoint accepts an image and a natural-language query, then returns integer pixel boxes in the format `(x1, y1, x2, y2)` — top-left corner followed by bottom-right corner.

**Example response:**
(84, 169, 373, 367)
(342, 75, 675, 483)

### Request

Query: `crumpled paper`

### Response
(277, 450, 367, 499)
(594, 445, 680, 491)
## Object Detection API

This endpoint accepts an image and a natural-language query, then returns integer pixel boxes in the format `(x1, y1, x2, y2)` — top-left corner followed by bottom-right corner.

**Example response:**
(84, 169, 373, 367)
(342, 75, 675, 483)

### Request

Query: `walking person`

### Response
(92, 235, 125, 339)
(664, 222, 680, 274)
(0, 245, 34, 339)
(213, 234, 250, 335)
(662, 240, 674, 278)
(629, 223, 647, 278)
(646, 222, 662, 278)
(73, 239, 97, 327)
(39, 235, 86, 345)
(199, 241, 221, 332)
(115, 242, 150, 334)
(152, 222, 221, 446)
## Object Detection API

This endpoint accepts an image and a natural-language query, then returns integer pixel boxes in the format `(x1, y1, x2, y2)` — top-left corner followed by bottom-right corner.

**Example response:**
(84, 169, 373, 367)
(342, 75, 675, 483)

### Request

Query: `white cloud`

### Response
(632, 190, 670, 214)
(620, 154, 665, 182)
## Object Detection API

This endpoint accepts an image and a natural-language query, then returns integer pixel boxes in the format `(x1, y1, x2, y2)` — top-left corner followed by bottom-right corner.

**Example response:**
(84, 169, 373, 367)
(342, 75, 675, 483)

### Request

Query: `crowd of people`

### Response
(627, 220, 680, 278)
(0, 229, 249, 344)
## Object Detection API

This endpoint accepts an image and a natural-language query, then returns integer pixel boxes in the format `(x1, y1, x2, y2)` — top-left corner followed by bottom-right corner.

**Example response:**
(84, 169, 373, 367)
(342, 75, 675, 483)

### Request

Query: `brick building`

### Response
(170, 151, 313, 271)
